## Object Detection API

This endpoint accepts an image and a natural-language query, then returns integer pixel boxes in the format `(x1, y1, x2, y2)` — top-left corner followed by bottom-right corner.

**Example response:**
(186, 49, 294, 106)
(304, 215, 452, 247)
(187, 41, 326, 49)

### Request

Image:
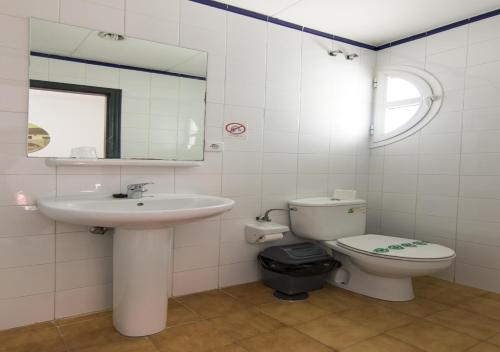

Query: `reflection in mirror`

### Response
(28, 18, 207, 161)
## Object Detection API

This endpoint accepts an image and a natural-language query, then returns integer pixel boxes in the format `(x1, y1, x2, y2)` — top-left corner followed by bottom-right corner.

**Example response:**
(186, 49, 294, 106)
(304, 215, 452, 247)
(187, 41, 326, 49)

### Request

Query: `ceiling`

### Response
(225, 0, 500, 46)
(30, 19, 207, 77)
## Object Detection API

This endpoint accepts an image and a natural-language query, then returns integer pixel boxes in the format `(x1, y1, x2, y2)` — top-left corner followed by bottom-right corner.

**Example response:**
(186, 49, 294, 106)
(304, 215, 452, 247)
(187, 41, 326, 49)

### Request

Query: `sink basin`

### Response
(38, 193, 235, 229)
(37, 193, 234, 337)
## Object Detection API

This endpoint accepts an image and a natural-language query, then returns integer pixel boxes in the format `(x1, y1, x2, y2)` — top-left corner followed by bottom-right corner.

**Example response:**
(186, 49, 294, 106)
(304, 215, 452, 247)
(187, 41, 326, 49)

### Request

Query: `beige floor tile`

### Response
(73, 338, 157, 352)
(208, 344, 248, 352)
(490, 334, 500, 347)
(417, 282, 487, 306)
(467, 343, 500, 352)
(341, 334, 425, 352)
(167, 300, 200, 327)
(307, 286, 371, 313)
(150, 320, 233, 352)
(484, 293, 500, 302)
(386, 320, 478, 352)
(425, 308, 500, 340)
(257, 300, 329, 325)
(222, 282, 276, 306)
(59, 315, 132, 350)
(414, 276, 456, 288)
(238, 327, 332, 352)
(0, 322, 66, 352)
(295, 315, 378, 350)
(210, 308, 283, 341)
(176, 290, 246, 319)
(338, 304, 416, 332)
(459, 297, 500, 321)
(380, 297, 450, 318)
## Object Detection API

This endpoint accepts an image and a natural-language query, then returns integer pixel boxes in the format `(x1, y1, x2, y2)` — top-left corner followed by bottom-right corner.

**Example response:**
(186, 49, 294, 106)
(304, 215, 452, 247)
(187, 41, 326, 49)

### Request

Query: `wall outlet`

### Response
(205, 141, 224, 152)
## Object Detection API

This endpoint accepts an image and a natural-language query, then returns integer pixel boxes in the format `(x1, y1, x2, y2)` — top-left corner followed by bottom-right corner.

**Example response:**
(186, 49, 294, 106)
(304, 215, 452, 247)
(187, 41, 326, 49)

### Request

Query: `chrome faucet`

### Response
(126, 182, 154, 199)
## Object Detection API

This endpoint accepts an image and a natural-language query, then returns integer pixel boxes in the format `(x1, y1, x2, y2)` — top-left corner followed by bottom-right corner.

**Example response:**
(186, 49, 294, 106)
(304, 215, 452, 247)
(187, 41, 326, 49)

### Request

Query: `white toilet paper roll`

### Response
(257, 233, 283, 243)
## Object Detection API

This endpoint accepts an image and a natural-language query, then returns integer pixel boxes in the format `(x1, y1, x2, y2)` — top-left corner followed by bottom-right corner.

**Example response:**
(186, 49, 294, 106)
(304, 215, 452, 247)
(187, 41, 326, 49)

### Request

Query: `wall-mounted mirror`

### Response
(28, 18, 207, 161)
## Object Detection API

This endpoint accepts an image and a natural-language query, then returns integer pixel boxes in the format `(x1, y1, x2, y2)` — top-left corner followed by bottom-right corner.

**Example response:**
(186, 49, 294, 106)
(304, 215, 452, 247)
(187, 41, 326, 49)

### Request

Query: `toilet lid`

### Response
(336, 234, 456, 261)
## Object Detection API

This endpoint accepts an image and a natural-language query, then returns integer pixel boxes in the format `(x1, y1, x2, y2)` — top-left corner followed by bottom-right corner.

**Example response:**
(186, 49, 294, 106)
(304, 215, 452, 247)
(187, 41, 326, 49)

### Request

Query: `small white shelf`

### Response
(46, 158, 201, 167)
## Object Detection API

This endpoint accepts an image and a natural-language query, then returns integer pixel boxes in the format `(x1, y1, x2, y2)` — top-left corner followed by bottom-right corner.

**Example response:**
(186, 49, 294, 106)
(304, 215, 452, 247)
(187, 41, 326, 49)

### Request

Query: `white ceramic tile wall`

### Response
(0, 0, 374, 329)
(371, 15, 500, 292)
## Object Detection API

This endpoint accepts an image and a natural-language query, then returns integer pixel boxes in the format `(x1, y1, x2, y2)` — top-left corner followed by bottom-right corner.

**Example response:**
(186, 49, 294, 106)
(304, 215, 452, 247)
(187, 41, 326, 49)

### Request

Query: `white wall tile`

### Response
(262, 153, 297, 174)
(219, 260, 260, 287)
(382, 193, 416, 213)
(172, 266, 218, 296)
(56, 174, 120, 196)
(460, 175, 500, 199)
(223, 151, 262, 174)
(381, 210, 415, 237)
(262, 174, 297, 196)
(56, 232, 112, 262)
(418, 154, 460, 175)
(458, 219, 500, 246)
(416, 214, 457, 239)
(418, 175, 459, 197)
(0, 14, 28, 51)
(0, 234, 54, 268)
(222, 174, 261, 197)
(60, 0, 125, 34)
(426, 27, 468, 55)
(383, 173, 418, 194)
(456, 262, 500, 293)
(0, 293, 54, 330)
(0, 206, 54, 237)
(0, 264, 54, 299)
(416, 195, 458, 218)
(55, 284, 112, 318)
(56, 257, 112, 291)
(174, 219, 220, 248)
(469, 15, 500, 44)
(458, 198, 500, 222)
(457, 241, 500, 270)
(173, 244, 219, 272)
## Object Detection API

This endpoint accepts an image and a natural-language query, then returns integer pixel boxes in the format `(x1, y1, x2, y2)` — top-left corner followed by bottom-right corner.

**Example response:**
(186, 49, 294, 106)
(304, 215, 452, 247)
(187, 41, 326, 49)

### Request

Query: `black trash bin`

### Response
(258, 242, 340, 300)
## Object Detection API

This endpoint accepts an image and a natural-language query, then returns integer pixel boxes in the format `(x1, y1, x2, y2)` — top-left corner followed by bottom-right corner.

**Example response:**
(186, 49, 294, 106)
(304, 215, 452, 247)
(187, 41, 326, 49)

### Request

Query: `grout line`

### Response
(452, 22, 471, 284)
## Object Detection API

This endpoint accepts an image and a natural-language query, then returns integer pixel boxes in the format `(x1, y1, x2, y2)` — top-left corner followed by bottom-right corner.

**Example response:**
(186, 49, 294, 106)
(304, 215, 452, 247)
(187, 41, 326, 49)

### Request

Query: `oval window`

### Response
(371, 66, 443, 148)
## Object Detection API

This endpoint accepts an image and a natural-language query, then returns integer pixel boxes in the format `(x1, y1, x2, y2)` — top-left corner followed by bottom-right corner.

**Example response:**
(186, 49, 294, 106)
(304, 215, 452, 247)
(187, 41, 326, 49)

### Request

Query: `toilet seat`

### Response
(327, 234, 455, 262)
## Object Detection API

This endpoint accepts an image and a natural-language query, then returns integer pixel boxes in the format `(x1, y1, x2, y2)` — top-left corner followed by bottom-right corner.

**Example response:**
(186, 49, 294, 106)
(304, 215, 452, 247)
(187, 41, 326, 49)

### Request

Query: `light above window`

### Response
(370, 66, 443, 148)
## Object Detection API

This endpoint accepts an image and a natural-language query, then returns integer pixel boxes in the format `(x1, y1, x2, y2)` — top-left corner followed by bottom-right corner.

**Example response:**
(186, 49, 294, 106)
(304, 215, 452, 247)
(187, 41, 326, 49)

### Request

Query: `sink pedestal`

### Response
(113, 227, 173, 337)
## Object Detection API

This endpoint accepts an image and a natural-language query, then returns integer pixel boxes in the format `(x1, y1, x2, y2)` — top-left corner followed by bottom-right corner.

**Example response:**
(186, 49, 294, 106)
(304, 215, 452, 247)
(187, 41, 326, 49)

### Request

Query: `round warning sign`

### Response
(224, 122, 247, 138)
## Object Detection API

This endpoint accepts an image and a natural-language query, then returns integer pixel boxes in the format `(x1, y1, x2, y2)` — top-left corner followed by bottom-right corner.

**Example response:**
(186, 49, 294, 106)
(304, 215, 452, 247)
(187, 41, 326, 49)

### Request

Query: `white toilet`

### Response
(288, 197, 456, 301)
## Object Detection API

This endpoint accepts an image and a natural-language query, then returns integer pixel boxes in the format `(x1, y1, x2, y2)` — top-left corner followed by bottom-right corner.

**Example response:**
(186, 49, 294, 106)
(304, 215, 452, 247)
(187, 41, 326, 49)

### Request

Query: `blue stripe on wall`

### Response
(189, 0, 500, 51)
(30, 52, 207, 81)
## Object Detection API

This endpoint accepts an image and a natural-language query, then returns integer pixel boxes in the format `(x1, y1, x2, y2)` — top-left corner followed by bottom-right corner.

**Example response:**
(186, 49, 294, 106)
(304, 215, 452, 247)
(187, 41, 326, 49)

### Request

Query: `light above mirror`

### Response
(28, 18, 208, 161)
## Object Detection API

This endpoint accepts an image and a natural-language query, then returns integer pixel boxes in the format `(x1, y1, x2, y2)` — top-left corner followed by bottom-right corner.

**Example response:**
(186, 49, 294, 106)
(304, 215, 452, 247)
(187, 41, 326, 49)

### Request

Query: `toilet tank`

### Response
(288, 197, 367, 241)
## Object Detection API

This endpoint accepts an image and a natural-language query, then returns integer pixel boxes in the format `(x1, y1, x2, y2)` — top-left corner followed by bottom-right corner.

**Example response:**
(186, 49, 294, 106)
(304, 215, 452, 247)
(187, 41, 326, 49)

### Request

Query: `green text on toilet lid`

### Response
(373, 248, 390, 253)
(372, 240, 429, 253)
(401, 242, 417, 247)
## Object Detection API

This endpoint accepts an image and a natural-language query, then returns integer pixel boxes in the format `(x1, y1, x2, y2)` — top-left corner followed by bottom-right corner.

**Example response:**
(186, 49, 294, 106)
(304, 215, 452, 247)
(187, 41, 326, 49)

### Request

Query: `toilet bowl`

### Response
(323, 234, 455, 301)
(288, 197, 456, 301)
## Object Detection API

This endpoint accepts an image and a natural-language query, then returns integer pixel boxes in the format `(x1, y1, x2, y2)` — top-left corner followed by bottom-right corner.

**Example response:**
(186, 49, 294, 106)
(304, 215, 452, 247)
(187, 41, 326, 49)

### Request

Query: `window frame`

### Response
(29, 80, 122, 158)
(370, 66, 443, 148)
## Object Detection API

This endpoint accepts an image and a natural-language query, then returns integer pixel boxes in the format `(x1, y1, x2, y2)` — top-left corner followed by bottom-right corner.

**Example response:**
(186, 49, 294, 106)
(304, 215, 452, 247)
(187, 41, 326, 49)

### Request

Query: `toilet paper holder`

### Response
(245, 222, 289, 244)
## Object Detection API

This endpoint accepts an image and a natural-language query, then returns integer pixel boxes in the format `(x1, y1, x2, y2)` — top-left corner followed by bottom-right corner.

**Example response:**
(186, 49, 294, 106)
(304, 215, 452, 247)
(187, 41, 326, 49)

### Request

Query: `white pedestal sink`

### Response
(38, 193, 234, 337)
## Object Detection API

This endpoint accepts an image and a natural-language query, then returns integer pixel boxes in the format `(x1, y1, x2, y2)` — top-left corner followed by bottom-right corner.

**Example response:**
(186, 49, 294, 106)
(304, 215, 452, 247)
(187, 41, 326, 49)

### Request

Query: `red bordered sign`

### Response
(224, 122, 247, 138)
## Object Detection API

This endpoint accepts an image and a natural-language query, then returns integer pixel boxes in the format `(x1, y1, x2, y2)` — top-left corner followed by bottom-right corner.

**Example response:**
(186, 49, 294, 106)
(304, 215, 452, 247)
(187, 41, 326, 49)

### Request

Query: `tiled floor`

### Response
(2, 277, 500, 352)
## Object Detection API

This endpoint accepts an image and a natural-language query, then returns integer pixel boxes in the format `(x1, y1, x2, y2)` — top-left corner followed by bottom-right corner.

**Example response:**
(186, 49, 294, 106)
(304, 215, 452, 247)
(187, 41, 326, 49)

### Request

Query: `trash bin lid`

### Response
(259, 242, 331, 264)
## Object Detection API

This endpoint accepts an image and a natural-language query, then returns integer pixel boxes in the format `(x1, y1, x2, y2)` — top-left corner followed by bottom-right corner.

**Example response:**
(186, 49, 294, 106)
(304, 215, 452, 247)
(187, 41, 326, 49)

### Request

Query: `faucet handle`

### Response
(127, 182, 154, 190)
